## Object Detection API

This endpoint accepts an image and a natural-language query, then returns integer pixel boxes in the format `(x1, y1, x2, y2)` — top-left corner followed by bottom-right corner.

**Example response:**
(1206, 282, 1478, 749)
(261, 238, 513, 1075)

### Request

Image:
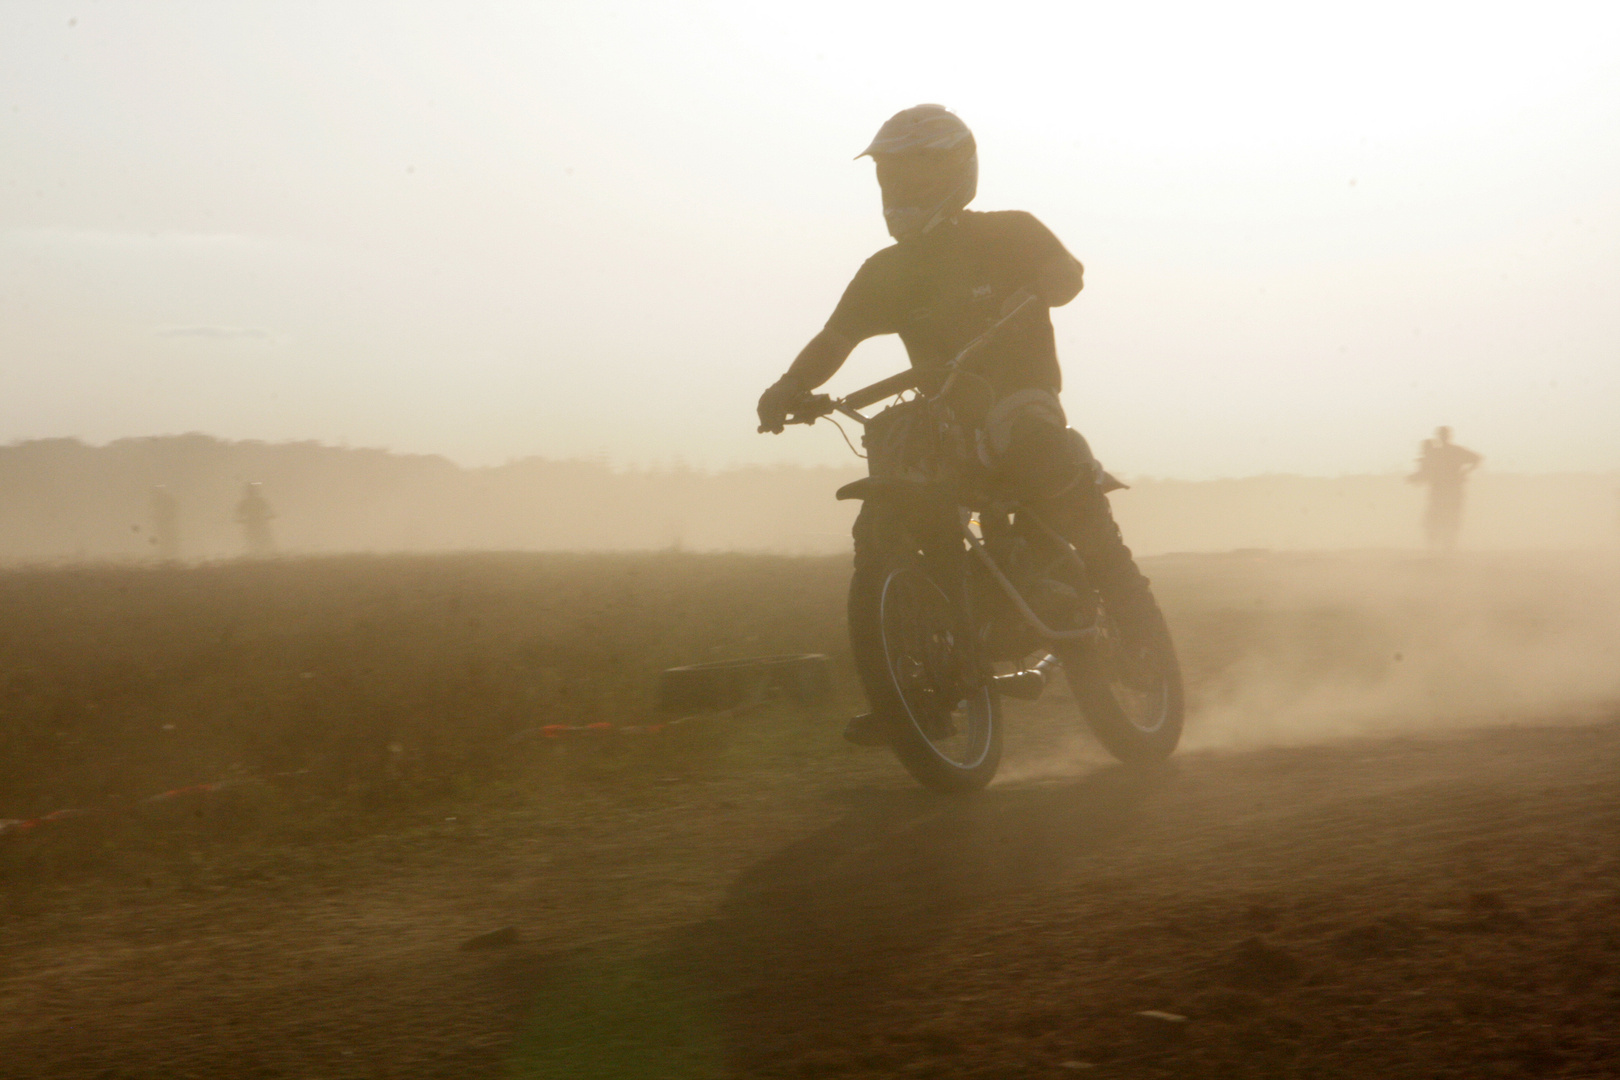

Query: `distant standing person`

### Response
(1408, 426, 1481, 552)
(148, 484, 180, 561)
(234, 482, 276, 556)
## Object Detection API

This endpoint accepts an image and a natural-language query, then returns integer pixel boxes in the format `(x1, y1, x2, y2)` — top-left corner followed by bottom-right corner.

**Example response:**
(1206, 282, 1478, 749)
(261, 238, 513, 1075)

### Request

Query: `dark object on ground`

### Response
(458, 926, 519, 952)
(657, 654, 832, 713)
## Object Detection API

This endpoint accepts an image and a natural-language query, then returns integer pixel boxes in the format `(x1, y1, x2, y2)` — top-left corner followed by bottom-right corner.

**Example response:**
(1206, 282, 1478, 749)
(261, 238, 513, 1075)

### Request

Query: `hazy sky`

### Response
(3, 1, 1617, 478)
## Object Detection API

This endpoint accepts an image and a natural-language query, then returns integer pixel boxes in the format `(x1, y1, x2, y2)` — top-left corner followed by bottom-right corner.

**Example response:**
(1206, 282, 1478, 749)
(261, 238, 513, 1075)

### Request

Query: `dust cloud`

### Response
(1160, 551, 1620, 750)
(996, 551, 1620, 786)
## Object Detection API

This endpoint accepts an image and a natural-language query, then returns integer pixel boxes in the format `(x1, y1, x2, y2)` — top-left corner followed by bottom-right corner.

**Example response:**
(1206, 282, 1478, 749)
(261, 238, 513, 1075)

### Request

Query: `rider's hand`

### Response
(757, 375, 805, 434)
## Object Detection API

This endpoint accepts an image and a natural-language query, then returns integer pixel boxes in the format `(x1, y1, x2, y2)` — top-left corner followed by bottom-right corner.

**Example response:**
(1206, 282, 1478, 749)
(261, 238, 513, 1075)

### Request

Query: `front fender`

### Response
(835, 476, 965, 516)
(835, 477, 935, 503)
(838, 477, 965, 557)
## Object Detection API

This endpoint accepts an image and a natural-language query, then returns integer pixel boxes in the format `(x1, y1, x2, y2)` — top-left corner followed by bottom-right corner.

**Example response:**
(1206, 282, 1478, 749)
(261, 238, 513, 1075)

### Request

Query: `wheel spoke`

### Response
(879, 566, 994, 770)
(1106, 638, 1169, 734)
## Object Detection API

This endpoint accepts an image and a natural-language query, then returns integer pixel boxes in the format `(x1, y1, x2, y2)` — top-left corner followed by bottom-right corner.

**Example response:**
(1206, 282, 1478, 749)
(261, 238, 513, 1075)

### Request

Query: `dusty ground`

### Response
(1, 553, 1617, 1078)
(4, 713, 1618, 1079)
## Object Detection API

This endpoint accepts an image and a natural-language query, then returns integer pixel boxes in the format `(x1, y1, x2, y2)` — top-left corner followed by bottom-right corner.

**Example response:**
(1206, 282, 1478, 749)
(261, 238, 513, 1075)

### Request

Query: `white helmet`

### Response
(857, 105, 978, 242)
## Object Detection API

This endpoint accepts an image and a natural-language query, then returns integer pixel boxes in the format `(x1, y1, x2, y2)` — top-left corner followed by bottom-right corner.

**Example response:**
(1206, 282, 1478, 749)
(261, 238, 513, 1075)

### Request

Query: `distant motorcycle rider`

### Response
(758, 105, 1161, 745)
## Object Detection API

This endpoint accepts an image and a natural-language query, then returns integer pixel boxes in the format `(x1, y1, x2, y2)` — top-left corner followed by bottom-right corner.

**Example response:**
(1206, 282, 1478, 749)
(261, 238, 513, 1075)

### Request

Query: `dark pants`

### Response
(986, 393, 1157, 636)
(851, 393, 1157, 655)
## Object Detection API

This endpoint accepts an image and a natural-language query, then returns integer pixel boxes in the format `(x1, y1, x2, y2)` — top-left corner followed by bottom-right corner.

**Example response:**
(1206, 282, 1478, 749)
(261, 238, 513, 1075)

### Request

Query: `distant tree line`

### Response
(0, 434, 1613, 562)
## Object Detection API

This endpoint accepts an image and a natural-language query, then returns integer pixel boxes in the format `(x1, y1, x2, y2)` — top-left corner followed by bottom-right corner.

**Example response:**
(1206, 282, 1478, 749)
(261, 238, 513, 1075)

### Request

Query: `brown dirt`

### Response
(3, 717, 1617, 1079)
(1, 553, 1617, 1078)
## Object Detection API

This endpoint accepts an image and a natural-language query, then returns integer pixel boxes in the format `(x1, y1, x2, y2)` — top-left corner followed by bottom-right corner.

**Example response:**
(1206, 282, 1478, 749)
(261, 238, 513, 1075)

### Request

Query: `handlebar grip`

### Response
(785, 394, 834, 425)
(759, 393, 832, 434)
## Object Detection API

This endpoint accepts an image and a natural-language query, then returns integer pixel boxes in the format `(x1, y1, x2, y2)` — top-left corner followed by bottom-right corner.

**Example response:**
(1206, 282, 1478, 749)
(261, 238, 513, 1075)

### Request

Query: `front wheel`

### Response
(1061, 603, 1184, 764)
(849, 552, 1002, 793)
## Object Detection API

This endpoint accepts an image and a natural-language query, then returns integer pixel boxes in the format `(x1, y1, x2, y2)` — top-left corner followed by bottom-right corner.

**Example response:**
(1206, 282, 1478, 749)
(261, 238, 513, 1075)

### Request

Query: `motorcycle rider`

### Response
(757, 105, 1161, 746)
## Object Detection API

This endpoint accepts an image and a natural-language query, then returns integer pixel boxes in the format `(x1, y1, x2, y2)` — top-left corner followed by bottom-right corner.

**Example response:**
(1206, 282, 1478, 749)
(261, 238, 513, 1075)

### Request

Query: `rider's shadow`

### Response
(502, 765, 1165, 1079)
(683, 764, 1163, 1073)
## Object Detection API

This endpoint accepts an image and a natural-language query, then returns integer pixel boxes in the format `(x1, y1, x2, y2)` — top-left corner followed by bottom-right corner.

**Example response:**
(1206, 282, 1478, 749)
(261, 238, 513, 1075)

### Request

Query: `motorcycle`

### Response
(771, 298, 1184, 792)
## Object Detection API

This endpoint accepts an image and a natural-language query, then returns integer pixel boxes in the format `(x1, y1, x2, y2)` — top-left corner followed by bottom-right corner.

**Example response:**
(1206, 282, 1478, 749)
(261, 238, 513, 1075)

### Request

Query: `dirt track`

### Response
(4, 710, 1617, 1079)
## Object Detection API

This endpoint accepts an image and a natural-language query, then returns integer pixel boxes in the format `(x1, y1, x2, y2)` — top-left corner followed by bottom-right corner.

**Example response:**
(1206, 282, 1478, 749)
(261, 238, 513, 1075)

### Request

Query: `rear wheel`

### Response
(850, 548, 1001, 793)
(1062, 603, 1183, 764)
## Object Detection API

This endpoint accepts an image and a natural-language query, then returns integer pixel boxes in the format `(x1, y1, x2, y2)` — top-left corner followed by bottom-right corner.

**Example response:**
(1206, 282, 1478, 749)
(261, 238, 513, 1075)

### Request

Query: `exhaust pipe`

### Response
(993, 652, 1062, 701)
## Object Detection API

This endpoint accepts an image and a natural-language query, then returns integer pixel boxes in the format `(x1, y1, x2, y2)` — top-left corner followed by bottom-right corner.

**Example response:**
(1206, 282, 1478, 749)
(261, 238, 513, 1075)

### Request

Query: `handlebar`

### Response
(843, 369, 920, 410)
(775, 366, 923, 430)
(781, 393, 836, 427)
(761, 291, 1043, 434)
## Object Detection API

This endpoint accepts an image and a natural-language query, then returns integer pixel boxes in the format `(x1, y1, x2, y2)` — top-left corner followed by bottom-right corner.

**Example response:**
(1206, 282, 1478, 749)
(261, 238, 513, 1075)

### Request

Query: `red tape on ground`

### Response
(0, 771, 307, 840)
